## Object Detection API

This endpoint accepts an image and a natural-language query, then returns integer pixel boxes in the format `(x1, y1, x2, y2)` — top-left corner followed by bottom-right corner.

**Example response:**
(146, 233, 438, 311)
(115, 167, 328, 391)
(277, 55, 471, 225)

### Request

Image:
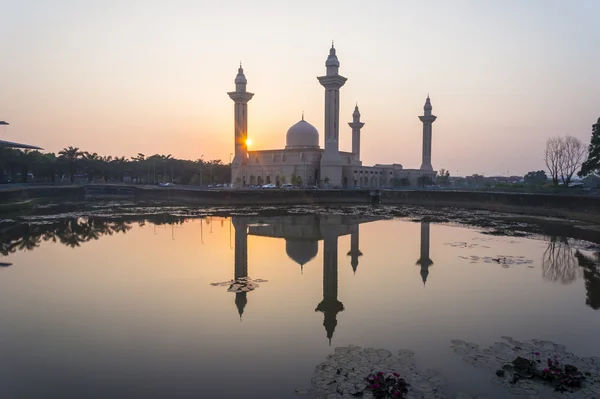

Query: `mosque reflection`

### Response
(0, 213, 599, 321)
(230, 215, 434, 344)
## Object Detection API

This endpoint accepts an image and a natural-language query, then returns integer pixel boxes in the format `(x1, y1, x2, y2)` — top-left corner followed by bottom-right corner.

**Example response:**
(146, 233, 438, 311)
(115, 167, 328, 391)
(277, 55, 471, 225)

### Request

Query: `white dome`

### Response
(286, 119, 319, 149)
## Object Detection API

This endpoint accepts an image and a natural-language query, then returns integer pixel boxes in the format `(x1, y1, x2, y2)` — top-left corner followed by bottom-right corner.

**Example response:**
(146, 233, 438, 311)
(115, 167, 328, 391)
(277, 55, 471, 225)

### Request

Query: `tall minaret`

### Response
(348, 104, 364, 162)
(232, 218, 249, 319)
(228, 64, 254, 186)
(419, 96, 437, 171)
(318, 43, 347, 187)
(415, 222, 433, 285)
(316, 221, 344, 345)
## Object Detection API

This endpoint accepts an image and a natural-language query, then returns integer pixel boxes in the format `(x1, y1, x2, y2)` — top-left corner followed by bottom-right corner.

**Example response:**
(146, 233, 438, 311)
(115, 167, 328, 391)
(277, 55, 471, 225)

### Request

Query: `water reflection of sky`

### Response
(0, 213, 599, 398)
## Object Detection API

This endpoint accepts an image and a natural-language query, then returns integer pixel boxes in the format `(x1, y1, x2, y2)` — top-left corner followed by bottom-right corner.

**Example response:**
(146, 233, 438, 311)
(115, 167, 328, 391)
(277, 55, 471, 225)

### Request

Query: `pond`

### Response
(0, 203, 599, 398)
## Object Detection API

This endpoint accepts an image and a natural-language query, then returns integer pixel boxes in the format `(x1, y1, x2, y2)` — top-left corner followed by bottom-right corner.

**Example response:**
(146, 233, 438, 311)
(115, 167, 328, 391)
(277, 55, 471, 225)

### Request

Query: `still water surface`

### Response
(0, 209, 599, 398)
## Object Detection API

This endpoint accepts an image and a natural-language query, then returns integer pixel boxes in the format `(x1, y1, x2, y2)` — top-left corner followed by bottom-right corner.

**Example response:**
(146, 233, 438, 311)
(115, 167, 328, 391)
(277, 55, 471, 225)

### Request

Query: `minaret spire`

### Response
(228, 64, 254, 187)
(348, 104, 365, 163)
(419, 95, 437, 171)
(319, 43, 347, 188)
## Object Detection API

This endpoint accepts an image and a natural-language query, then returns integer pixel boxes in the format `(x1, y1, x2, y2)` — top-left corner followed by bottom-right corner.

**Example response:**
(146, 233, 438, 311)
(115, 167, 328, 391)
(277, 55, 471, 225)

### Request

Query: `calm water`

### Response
(0, 208, 599, 398)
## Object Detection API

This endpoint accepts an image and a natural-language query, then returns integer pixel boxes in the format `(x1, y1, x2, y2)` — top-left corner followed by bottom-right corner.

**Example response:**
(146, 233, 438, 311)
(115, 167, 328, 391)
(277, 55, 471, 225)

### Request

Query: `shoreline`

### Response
(1, 184, 600, 224)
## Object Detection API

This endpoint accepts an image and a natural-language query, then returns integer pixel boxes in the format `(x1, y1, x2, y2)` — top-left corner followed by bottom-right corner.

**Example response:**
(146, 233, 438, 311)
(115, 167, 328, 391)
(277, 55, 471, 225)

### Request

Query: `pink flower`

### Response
(377, 371, 384, 375)
(534, 352, 540, 356)
(393, 372, 399, 377)
(373, 383, 381, 388)
(543, 368, 550, 372)
(393, 391, 399, 396)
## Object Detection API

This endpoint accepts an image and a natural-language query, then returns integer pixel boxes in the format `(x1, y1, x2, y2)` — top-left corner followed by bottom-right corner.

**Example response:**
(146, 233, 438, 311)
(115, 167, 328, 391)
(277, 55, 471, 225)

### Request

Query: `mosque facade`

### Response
(229, 44, 437, 189)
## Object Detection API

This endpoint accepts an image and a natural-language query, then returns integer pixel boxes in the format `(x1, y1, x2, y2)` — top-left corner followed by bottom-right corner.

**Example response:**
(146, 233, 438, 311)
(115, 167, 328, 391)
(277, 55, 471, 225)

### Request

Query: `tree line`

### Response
(544, 117, 600, 186)
(0, 146, 231, 185)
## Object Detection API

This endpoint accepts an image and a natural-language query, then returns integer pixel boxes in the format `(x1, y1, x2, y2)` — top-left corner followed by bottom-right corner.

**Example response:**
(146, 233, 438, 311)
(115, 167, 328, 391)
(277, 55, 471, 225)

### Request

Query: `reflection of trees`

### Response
(0, 214, 189, 256)
(574, 250, 600, 310)
(541, 237, 581, 284)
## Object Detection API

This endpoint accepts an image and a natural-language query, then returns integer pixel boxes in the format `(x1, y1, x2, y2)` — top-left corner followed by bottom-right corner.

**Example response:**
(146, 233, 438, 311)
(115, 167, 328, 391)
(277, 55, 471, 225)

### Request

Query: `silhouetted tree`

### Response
(579, 118, 600, 177)
(58, 146, 83, 182)
(523, 170, 548, 185)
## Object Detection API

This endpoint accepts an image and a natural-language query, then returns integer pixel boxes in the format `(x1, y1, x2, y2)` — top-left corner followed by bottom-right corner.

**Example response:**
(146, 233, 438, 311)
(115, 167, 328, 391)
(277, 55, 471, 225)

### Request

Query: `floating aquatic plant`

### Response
(365, 371, 409, 398)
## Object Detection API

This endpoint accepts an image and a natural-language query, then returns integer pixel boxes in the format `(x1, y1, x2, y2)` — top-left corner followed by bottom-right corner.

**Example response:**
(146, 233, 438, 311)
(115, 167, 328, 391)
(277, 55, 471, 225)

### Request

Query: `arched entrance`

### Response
(257, 176, 263, 186)
(343, 176, 348, 189)
(266, 175, 271, 184)
(276, 175, 280, 187)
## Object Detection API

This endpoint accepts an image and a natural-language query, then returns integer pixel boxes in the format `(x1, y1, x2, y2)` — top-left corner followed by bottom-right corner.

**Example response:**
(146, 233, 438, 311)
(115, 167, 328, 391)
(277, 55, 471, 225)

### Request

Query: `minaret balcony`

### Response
(317, 75, 347, 89)
(227, 91, 255, 103)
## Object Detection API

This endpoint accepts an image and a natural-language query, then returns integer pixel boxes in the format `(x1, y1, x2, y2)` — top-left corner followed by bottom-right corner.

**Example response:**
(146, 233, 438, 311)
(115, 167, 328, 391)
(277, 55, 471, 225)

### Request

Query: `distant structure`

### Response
(0, 121, 43, 150)
(228, 44, 437, 189)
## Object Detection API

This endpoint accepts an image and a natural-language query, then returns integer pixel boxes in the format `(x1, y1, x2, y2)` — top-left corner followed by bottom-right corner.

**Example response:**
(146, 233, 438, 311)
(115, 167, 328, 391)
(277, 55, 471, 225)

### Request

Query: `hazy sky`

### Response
(1, 0, 599, 176)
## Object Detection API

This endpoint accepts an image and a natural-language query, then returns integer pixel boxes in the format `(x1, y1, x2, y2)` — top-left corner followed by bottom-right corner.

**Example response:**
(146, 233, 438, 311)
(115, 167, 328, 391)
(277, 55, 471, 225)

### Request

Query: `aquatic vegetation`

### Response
(451, 337, 600, 398)
(301, 345, 446, 398)
(210, 277, 268, 293)
(366, 371, 409, 398)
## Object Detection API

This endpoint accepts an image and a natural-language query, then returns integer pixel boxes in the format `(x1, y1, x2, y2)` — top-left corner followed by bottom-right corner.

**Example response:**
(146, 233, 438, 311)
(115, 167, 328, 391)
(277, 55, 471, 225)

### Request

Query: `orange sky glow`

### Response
(1, 0, 599, 176)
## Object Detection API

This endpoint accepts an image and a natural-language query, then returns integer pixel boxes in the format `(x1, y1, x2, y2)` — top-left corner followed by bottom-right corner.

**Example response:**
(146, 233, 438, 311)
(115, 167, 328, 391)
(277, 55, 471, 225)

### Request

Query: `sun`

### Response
(246, 138, 252, 147)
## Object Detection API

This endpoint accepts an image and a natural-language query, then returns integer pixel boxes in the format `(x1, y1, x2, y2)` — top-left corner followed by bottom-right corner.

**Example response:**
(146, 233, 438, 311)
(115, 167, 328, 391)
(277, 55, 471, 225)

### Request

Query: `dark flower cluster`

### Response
(541, 355, 585, 392)
(365, 371, 409, 398)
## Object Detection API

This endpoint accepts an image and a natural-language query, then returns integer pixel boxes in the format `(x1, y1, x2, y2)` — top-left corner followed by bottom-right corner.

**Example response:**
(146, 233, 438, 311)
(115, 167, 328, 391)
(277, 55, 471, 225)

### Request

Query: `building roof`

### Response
(0, 139, 43, 150)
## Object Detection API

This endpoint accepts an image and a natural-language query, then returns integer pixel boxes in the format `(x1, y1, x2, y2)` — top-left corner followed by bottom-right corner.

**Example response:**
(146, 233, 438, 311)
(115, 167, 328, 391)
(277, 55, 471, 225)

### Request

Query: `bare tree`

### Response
(545, 137, 563, 185)
(559, 136, 586, 186)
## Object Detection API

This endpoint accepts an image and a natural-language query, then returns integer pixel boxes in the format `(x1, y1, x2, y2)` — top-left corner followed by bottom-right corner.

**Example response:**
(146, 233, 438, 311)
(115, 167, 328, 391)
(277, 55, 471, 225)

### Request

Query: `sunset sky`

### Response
(1, 0, 599, 176)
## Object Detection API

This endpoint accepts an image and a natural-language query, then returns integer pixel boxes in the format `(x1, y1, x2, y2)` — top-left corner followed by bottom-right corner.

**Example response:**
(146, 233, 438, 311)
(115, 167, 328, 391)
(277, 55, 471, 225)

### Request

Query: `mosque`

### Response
(228, 44, 438, 189)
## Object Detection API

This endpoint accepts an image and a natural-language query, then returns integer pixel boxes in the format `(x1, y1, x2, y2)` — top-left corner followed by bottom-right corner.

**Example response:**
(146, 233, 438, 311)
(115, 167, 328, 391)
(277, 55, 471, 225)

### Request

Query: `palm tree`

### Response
(112, 156, 129, 182)
(82, 152, 101, 182)
(100, 155, 113, 181)
(58, 146, 82, 182)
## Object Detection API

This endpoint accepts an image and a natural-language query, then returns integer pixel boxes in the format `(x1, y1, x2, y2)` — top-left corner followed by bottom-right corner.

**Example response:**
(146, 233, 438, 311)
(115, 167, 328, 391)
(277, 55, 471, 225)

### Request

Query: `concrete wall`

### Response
(2, 185, 600, 223)
(381, 190, 600, 222)
(135, 187, 373, 205)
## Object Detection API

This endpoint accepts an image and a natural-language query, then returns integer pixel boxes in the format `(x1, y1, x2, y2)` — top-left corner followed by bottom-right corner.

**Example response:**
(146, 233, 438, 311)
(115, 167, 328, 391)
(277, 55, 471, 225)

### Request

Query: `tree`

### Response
(417, 175, 435, 187)
(559, 136, 586, 185)
(436, 168, 450, 186)
(579, 118, 600, 177)
(58, 146, 83, 182)
(523, 170, 548, 185)
(544, 137, 563, 185)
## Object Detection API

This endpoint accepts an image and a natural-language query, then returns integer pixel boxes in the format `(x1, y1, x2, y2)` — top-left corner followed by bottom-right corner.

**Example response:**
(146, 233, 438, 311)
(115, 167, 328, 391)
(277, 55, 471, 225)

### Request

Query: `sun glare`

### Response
(246, 139, 252, 147)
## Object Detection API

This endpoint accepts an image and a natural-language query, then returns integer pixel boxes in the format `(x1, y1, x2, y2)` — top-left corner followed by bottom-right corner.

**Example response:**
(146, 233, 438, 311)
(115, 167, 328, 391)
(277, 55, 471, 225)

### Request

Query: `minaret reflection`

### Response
(233, 218, 248, 319)
(316, 221, 345, 345)
(415, 222, 433, 285)
(347, 225, 362, 274)
(234, 214, 378, 343)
